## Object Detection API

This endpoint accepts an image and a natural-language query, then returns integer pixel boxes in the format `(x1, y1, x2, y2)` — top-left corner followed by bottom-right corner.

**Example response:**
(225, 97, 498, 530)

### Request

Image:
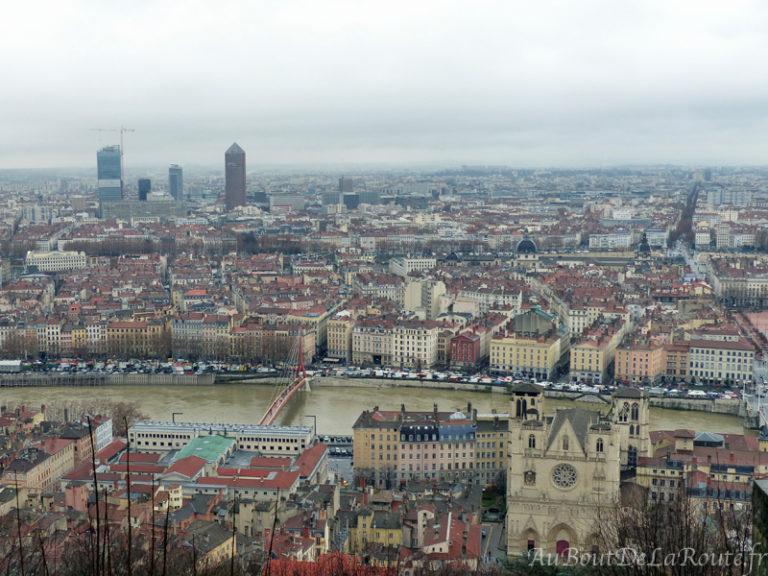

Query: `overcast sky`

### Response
(2, 0, 768, 170)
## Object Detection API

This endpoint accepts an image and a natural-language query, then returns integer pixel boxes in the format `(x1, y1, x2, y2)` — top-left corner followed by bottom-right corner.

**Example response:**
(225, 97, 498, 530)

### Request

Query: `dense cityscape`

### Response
(1, 151, 768, 574)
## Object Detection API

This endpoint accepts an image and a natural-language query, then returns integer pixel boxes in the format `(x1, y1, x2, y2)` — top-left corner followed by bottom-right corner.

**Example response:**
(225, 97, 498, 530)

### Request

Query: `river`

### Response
(0, 381, 748, 436)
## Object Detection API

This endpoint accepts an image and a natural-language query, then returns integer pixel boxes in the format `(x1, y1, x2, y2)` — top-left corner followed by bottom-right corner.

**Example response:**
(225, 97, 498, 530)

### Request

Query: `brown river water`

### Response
(0, 381, 748, 436)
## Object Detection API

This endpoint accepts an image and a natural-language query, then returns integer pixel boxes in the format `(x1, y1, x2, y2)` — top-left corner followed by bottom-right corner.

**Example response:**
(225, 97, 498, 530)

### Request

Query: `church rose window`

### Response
(552, 463, 577, 488)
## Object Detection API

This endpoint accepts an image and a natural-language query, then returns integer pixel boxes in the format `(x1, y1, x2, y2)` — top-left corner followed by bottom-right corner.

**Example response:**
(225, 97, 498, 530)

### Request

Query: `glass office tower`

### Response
(169, 164, 183, 200)
(97, 145, 122, 216)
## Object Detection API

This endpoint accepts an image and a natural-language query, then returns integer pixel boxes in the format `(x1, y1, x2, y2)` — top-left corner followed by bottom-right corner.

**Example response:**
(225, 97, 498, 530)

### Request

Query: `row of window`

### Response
(401, 462, 474, 471)
(527, 434, 604, 453)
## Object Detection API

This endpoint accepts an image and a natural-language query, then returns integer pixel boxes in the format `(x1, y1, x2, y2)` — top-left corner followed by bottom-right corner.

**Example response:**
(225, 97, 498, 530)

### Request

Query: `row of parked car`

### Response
(24, 359, 280, 376)
(320, 366, 538, 386)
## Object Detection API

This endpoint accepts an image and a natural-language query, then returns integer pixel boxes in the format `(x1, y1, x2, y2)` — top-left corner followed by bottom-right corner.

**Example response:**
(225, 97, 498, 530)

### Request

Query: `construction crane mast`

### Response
(90, 125, 135, 187)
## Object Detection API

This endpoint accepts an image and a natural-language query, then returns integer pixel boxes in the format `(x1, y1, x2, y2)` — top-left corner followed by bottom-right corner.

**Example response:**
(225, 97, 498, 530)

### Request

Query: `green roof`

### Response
(173, 435, 235, 464)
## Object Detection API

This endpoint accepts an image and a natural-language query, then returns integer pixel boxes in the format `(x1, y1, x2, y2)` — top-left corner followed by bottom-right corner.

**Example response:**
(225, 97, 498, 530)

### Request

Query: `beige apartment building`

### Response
(475, 413, 509, 488)
(352, 319, 394, 366)
(570, 319, 625, 384)
(392, 320, 439, 370)
(326, 310, 355, 361)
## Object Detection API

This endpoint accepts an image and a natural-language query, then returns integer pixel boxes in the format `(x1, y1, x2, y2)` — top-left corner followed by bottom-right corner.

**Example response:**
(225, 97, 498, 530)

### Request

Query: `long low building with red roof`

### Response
(194, 470, 301, 499)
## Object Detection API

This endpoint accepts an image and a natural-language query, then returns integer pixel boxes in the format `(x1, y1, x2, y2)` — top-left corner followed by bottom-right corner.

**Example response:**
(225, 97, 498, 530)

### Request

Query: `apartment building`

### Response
(389, 257, 437, 277)
(475, 413, 509, 488)
(392, 320, 439, 370)
(2, 440, 75, 492)
(25, 250, 87, 273)
(490, 307, 569, 380)
(352, 318, 394, 366)
(614, 342, 665, 384)
(637, 430, 767, 513)
(663, 343, 690, 381)
(688, 338, 754, 385)
(570, 318, 625, 384)
(107, 319, 165, 358)
(326, 310, 355, 361)
(353, 403, 478, 488)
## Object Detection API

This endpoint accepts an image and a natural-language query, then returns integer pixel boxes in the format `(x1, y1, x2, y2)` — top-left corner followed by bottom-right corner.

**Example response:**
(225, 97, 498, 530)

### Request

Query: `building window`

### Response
(528, 434, 536, 449)
(596, 438, 603, 453)
(562, 435, 569, 451)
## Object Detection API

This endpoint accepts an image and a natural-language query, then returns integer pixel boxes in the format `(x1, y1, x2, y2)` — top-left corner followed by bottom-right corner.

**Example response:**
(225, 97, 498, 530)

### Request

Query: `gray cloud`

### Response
(2, 0, 768, 169)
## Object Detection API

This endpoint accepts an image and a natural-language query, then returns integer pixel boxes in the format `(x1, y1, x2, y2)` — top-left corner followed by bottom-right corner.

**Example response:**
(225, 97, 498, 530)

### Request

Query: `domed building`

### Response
(515, 231, 539, 268)
(516, 233, 538, 255)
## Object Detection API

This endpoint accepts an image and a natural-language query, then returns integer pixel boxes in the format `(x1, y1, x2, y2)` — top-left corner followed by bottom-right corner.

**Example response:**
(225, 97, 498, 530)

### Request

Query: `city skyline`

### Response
(2, 1, 768, 170)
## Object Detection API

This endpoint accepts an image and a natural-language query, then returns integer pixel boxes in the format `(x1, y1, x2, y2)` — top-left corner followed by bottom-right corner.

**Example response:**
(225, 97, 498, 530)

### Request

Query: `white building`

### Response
(25, 250, 87, 273)
(128, 421, 313, 456)
(389, 257, 437, 277)
(588, 233, 632, 250)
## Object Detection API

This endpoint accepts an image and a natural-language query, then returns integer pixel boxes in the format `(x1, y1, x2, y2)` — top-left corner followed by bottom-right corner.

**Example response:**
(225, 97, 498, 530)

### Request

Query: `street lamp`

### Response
(305, 414, 317, 440)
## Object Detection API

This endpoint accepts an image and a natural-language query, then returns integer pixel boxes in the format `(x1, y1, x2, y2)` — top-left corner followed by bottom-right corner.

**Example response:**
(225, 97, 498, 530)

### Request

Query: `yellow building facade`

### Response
(476, 414, 509, 487)
(490, 334, 563, 380)
(350, 509, 402, 552)
(327, 311, 355, 360)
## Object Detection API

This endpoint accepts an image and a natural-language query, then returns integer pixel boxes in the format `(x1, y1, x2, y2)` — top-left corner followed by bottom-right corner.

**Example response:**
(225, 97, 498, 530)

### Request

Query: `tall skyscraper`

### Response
(138, 178, 151, 201)
(97, 146, 122, 216)
(225, 143, 246, 210)
(339, 176, 355, 193)
(169, 164, 183, 200)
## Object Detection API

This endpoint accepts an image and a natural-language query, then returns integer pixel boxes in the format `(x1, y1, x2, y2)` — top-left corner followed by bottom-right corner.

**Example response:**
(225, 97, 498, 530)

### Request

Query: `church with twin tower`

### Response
(506, 383, 649, 556)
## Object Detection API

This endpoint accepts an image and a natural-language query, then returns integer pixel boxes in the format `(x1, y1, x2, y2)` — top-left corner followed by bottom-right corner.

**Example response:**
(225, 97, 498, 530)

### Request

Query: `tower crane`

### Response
(90, 125, 135, 185)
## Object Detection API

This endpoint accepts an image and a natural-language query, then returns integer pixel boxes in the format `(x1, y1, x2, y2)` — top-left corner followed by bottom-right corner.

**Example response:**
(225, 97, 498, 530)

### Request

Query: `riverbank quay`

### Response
(311, 376, 507, 393)
(543, 388, 740, 415)
(0, 372, 217, 387)
(0, 371, 297, 387)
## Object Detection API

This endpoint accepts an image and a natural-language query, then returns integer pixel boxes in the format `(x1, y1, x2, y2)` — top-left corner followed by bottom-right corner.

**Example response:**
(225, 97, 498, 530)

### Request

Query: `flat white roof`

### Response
(130, 421, 312, 437)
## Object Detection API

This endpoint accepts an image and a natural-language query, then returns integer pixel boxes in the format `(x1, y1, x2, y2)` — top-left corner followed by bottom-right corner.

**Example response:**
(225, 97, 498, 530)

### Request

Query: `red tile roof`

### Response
(39, 438, 73, 455)
(95, 440, 126, 464)
(197, 470, 300, 491)
(163, 456, 207, 479)
(120, 452, 162, 464)
(294, 443, 328, 479)
(250, 456, 291, 468)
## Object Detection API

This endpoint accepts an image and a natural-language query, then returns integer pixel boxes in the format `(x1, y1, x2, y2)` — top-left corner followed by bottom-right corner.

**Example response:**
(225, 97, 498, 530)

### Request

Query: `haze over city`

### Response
(3, 0, 768, 170)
